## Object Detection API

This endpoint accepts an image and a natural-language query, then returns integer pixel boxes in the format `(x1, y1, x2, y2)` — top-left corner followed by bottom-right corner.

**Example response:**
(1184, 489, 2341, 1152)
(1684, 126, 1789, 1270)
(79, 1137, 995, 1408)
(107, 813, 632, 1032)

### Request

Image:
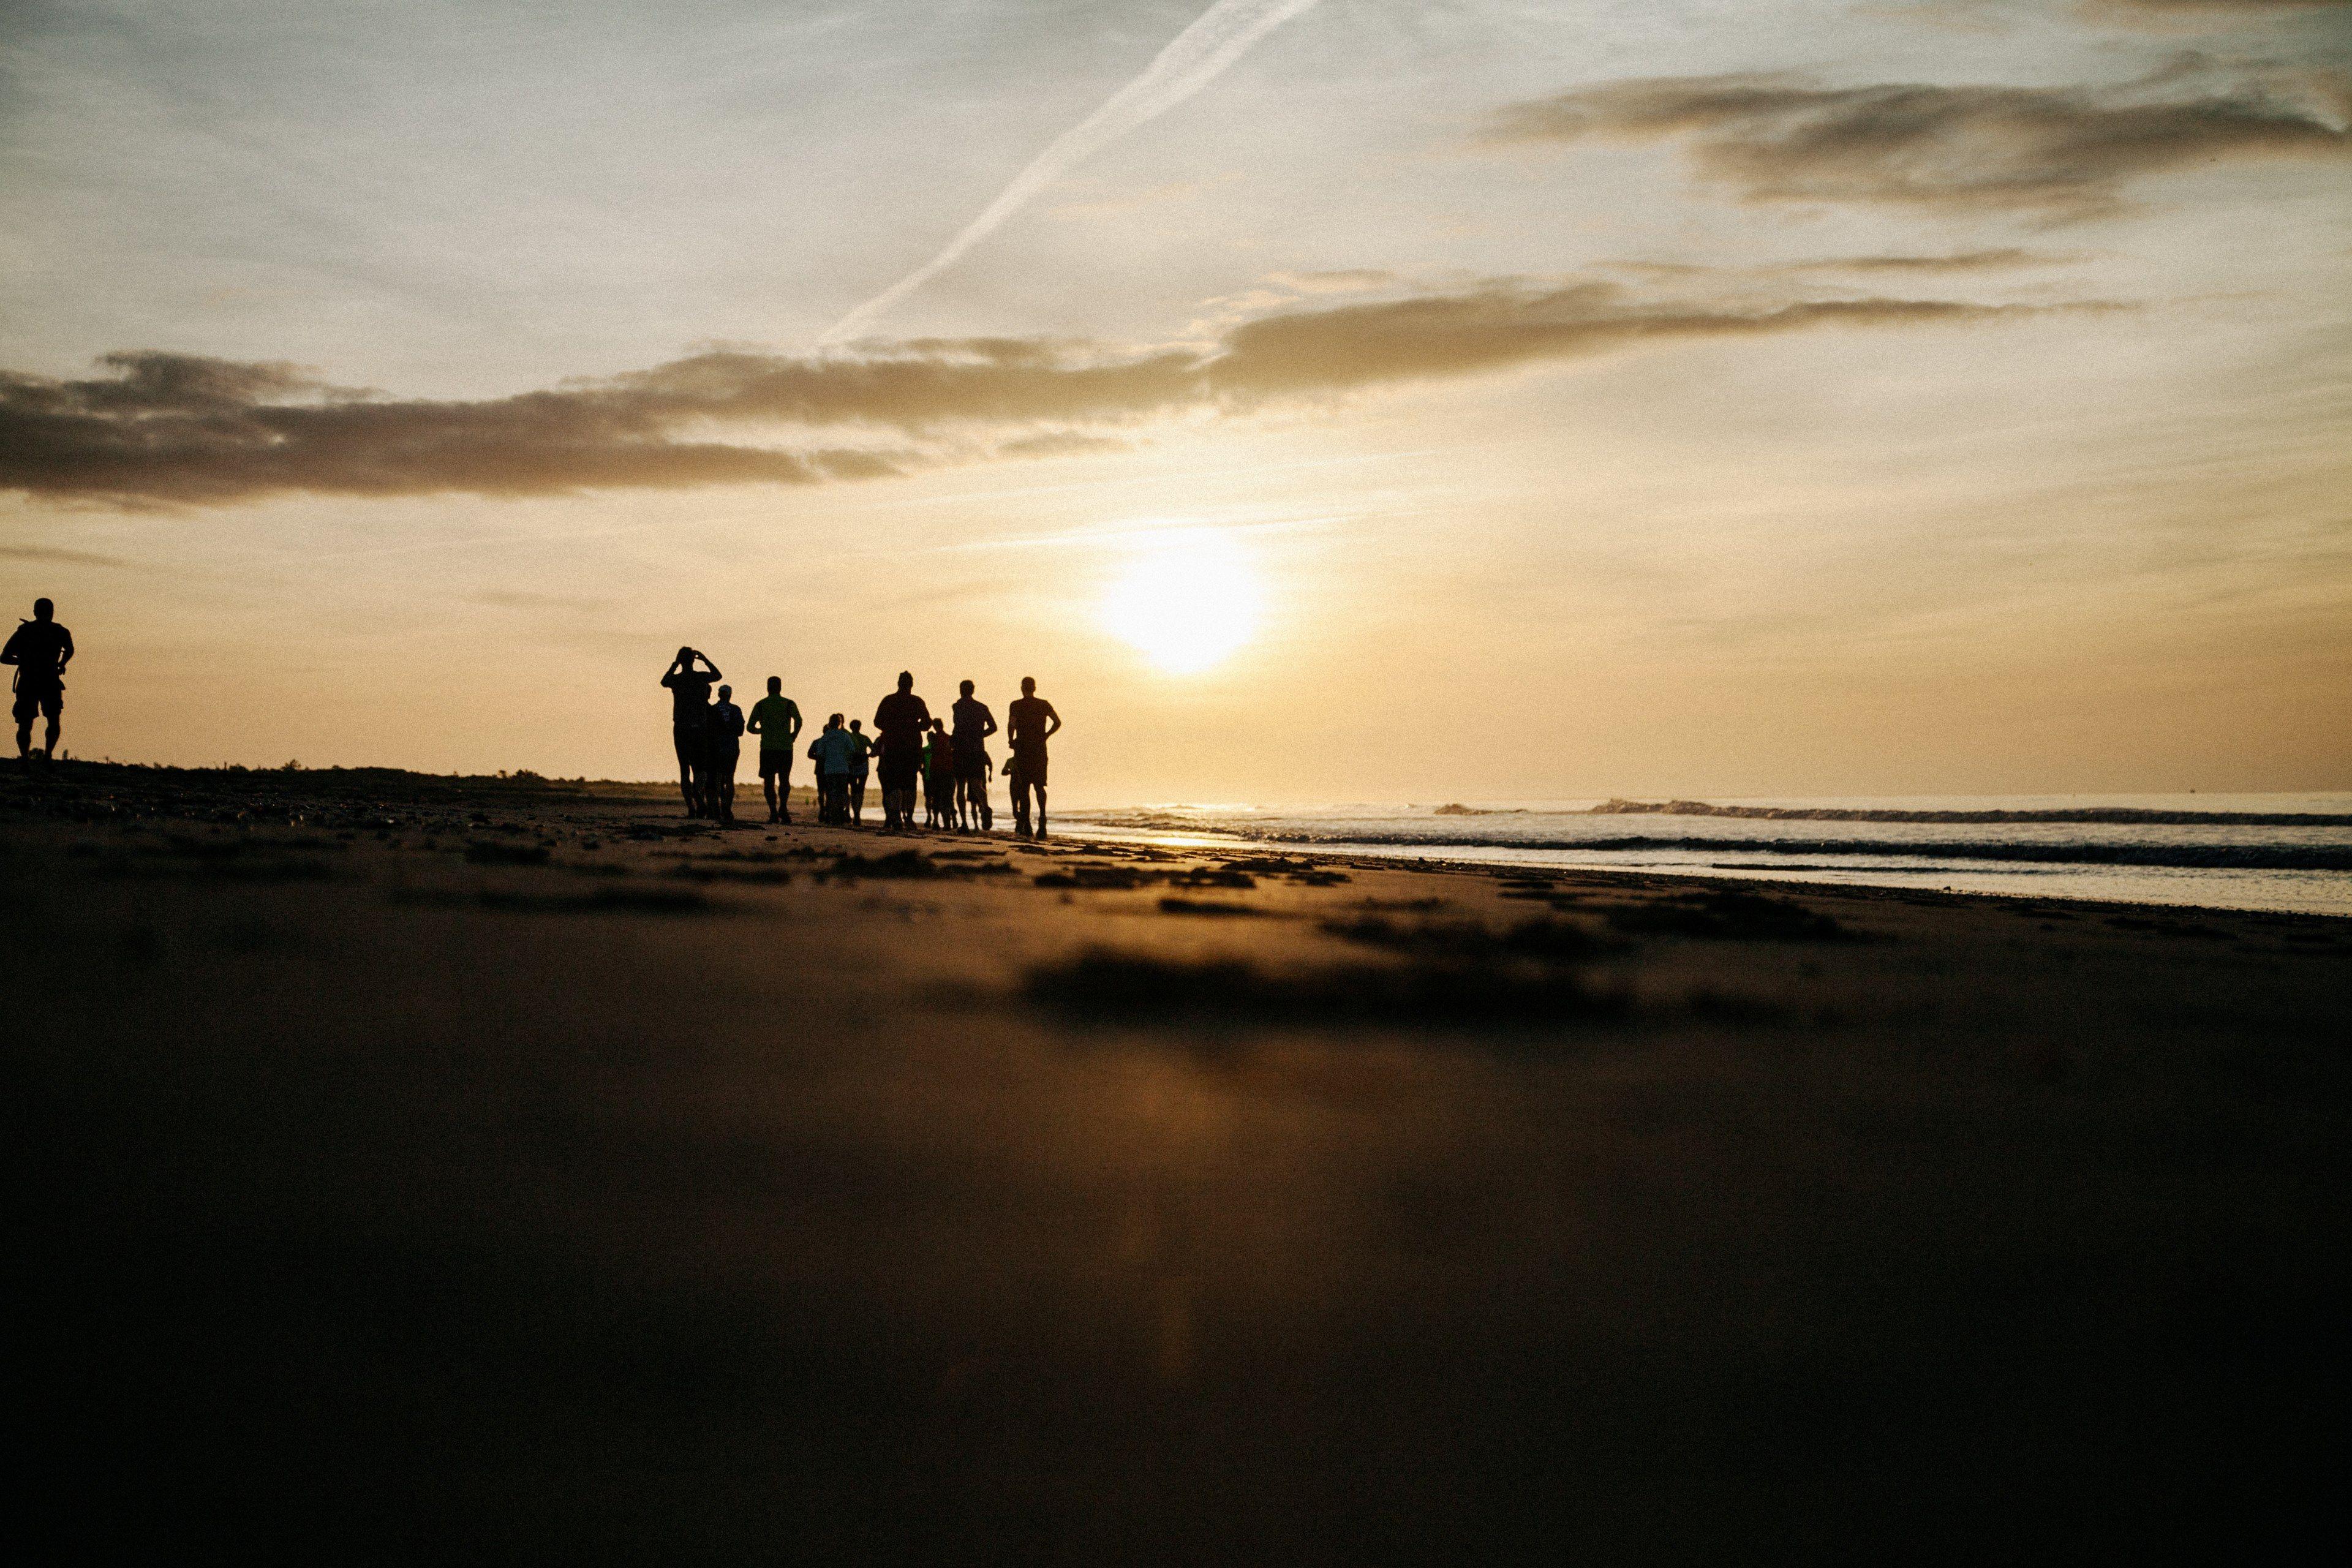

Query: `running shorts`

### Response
(14, 682, 62, 722)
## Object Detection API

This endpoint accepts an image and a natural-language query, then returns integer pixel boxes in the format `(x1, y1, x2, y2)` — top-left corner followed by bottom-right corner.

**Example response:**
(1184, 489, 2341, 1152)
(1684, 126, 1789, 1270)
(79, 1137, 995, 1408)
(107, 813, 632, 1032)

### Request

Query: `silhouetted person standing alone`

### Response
(872, 671, 931, 832)
(1006, 676, 1062, 838)
(747, 676, 803, 824)
(3, 597, 73, 762)
(660, 646, 721, 815)
(951, 679, 997, 831)
(707, 684, 745, 824)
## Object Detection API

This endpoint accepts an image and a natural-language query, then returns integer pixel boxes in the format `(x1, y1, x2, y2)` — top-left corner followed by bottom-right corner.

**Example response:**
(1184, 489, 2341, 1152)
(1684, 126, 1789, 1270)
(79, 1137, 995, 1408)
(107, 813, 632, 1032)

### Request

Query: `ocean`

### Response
(1061, 795, 2352, 916)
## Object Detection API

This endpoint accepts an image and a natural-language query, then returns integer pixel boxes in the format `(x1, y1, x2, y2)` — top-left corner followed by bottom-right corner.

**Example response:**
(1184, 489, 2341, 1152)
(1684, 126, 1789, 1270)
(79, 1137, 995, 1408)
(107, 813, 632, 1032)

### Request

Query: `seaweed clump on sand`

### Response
(1605, 889, 1849, 941)
(1156, 897, 1265, 918)
(1034, 864, 1157, 890)
(1321, 914, 1607, 961)
(1025, 949, 1620, 1027)
(826, 851, 945, 881)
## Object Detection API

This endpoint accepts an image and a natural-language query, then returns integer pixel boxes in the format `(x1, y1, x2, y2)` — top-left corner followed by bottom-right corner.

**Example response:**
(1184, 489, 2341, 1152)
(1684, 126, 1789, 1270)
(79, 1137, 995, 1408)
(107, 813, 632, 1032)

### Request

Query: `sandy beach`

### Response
(8, 761, 2346, 1559)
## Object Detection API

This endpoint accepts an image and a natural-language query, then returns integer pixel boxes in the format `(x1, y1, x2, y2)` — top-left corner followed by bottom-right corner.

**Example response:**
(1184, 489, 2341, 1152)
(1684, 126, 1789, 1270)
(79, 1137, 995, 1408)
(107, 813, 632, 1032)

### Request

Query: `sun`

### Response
(1099, 530, 1265, 674)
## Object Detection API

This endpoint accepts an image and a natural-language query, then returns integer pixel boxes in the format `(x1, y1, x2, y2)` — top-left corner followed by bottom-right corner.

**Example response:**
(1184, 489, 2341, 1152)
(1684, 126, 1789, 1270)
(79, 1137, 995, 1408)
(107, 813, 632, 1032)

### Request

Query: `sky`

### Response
(3, 0, 2348, 801)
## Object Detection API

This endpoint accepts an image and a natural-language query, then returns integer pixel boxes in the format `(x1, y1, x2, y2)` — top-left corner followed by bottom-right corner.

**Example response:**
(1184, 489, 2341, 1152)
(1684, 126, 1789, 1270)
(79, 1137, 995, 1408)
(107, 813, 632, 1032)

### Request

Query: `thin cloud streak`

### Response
(0, 543, 129, 567)
(820, 0, 1324, 344)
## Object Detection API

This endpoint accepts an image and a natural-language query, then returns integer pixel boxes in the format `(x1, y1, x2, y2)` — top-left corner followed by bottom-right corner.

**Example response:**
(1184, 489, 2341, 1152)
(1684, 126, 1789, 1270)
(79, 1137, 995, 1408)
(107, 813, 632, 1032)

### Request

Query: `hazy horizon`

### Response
(6, 0, 2348, 799)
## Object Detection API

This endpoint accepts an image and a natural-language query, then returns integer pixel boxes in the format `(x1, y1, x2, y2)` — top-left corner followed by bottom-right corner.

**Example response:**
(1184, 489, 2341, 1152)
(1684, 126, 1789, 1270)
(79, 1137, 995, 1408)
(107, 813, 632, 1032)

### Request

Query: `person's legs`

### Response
(1018, 753, 1048, 836)
(13, 690, 34, 758)
(672, 726, 698, 813)
(40, 691, 62, 758)
(714, 747, 737, 822)
(850, 775, 865, 824)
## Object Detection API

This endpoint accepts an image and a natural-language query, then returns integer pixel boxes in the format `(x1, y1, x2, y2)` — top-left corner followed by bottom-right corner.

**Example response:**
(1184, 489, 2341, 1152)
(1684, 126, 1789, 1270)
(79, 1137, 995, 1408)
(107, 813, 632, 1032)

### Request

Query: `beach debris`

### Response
(1034, 864, 1154, 889)
(1156, 897, 1265, 918)
(1321, 914, 1607, 962)
(393, 885, 714, 915)
(826, 850, 946, 881)
(1171, 867, 1256, 889)
(1217, 855, 1349, 885)
(1604, 890, 1848, 941)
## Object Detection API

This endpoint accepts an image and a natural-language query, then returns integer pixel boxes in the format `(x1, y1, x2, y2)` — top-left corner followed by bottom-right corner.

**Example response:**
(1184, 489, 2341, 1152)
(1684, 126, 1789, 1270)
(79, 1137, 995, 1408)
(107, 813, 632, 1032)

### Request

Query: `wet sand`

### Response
(7, 762, 2347, 1559)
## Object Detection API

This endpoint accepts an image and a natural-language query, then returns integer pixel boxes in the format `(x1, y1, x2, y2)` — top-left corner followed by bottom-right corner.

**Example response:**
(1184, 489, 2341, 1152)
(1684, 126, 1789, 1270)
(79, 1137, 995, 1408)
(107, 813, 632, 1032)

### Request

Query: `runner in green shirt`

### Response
(745, 677, 803, 824)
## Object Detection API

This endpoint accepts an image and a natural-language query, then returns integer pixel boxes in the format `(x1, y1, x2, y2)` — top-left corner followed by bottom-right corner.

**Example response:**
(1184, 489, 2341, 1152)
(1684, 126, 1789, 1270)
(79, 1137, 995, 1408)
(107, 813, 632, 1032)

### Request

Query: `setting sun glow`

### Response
(1099, 530, 1265, 674)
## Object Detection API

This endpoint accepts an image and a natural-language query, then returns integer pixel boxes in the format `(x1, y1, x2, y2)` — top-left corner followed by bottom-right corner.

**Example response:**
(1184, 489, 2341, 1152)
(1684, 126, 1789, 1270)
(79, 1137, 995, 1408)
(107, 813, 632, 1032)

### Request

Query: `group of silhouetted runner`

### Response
(662, 648, 1061, 836)
(1, 600, 1065, 837)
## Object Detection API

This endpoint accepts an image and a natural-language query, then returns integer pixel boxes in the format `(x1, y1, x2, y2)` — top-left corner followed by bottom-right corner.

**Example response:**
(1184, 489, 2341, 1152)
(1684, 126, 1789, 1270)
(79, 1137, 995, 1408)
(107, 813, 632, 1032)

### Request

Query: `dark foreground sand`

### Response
(7, 763, 2347, 1561)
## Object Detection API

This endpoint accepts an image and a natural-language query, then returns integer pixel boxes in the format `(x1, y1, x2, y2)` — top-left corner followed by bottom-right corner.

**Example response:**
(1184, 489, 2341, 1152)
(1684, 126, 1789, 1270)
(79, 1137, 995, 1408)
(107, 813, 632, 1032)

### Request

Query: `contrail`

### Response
(820, 0, 1325, 345)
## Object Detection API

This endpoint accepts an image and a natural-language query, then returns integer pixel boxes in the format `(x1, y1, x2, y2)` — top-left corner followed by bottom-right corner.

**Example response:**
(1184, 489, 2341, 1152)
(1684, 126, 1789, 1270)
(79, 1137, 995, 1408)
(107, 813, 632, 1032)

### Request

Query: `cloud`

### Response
(1482, 66, 2351, 217)
(2094, 1, 2351, 13)
(991, 431, 1137, 460)
(1603, 249, 2075, 279)
(0, 349, 951, 507)
(1, 281, 2097, 508)
(0, 543, 127, 567)
(1204, 283, 2056, 398)
(1794, 248, 2074, 272)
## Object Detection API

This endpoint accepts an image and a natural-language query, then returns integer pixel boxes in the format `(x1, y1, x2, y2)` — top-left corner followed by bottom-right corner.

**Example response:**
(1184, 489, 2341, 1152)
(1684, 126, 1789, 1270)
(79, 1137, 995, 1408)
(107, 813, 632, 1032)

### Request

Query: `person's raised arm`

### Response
(698, 653, 723, 681)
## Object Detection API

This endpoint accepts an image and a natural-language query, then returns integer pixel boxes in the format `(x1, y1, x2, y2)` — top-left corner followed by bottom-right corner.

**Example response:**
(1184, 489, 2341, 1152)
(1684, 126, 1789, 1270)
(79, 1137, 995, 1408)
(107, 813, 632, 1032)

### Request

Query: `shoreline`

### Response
(1057, 822, 2352, 920)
